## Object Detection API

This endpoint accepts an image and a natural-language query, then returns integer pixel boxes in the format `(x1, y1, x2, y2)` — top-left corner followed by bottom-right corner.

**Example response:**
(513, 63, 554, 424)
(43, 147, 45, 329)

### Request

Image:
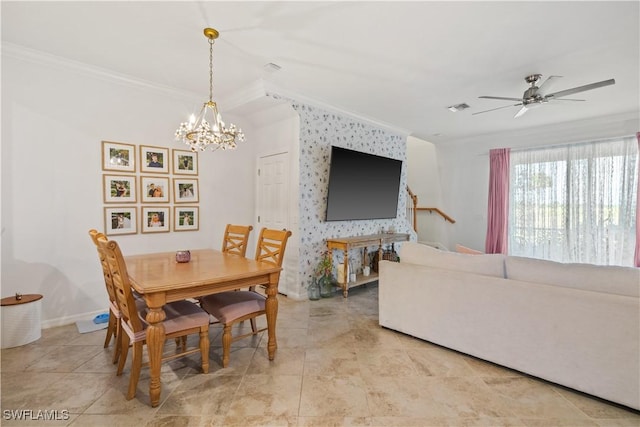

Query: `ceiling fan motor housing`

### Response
(522, 87, 545, 105)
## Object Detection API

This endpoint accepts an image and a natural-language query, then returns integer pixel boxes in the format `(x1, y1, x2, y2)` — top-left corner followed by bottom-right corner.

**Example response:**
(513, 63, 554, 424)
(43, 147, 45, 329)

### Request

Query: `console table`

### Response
(326, 233, 410, 298)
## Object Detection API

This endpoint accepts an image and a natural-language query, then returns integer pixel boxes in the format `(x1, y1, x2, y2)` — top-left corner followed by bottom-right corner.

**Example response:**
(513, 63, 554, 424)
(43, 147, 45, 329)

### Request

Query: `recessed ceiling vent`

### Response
(447, 103, 470, 112)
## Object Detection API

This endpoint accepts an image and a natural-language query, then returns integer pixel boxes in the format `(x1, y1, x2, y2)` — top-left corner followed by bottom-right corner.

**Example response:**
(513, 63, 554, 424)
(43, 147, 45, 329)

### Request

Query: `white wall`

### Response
(406, 136, 450, 249)
(1, 48, 257, 327)
(436, 112, 640, 252)
(246, 100, 302, 298)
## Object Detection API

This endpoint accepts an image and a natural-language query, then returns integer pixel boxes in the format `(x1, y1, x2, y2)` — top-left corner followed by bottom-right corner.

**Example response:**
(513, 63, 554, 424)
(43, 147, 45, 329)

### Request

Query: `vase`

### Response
(308, 279, 320, 300)
(319, 275, 334, 298)
(175, 250, 191, 263)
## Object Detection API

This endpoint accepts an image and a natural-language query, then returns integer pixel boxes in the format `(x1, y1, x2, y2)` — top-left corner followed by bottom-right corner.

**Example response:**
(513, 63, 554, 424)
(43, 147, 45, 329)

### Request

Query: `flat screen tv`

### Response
(325, 146, 402, 221)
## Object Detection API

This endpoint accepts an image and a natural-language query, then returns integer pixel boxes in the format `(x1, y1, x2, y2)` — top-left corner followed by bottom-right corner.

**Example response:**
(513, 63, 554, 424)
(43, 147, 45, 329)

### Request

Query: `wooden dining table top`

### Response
(124, 249, 282, 296)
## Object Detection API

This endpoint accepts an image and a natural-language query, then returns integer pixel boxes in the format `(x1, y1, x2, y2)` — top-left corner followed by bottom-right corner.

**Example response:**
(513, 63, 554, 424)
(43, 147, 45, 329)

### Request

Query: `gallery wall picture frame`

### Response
(140, 176, 170, 203)
(141, 206, 170, 233)
(104, 207, 137, 236)
(173, 178, 199, 203)
(174, 206, 199, 231)
(140, 145, 169, 174)
(103, 174, 137, 203)
(102, 141, 136, 172)
(172, 149, 199, 175)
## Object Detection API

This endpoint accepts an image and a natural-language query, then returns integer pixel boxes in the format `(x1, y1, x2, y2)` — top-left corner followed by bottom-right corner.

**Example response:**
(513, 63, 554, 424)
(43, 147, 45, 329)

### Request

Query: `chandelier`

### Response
(175, 28, 244, 152)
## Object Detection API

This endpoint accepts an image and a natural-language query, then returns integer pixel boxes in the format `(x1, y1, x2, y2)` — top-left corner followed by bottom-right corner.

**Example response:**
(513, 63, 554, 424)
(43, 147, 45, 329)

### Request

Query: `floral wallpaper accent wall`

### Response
(289, 101, 415, 294)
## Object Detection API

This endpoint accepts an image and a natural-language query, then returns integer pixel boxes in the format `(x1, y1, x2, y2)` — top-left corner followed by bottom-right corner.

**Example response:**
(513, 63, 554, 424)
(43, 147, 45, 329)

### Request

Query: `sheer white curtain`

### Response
(509, 135, 638, 266)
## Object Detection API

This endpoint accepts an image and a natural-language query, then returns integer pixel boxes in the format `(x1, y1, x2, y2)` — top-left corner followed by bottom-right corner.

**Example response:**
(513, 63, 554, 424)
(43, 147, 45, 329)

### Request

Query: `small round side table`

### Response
(1, 294, 43, 349)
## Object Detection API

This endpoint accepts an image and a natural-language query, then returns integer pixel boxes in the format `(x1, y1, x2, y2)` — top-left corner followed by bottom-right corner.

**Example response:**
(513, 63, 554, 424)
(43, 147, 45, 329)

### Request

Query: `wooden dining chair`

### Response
(88, 229, 124, 364)
(200, 227, 292, 368)
(221, 224, 254, 257)
(97, 236, 210, 400)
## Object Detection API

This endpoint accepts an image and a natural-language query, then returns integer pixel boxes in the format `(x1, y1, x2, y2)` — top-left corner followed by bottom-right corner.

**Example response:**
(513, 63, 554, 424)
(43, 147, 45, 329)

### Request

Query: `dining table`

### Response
(124, 249, 283, 407)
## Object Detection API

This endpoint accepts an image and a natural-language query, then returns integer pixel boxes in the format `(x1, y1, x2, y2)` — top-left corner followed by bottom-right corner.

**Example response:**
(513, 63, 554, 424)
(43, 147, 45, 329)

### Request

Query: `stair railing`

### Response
(406, 186, 456, 231)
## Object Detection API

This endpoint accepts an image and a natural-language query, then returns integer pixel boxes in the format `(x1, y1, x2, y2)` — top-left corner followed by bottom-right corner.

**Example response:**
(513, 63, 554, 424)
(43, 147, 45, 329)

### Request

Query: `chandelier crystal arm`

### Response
(175, 27, 244, 152)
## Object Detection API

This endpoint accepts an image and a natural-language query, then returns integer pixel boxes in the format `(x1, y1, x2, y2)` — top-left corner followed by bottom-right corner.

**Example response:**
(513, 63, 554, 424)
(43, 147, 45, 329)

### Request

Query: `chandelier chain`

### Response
(208, 38, 214, 103)
(174, 27, 244, 152)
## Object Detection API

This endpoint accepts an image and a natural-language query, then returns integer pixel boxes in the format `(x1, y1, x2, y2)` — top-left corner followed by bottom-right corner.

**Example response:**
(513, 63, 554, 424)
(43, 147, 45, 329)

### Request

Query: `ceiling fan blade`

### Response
(479, 96, 522, 102)
(545, 79, 615, 99)
(551, 98, 585, 102)
(514, 106, 528, 118)
(537, 75, 563, 95)
(472, 103, 522, 115)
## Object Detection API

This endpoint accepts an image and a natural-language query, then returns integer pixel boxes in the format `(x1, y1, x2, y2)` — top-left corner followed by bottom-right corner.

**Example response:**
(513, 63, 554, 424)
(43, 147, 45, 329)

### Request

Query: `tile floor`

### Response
(1, 283, 638, 426)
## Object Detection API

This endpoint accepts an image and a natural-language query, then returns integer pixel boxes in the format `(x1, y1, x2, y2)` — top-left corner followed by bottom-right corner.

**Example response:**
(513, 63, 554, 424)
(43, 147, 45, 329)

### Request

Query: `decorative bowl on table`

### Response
(175, 250, 191, 263)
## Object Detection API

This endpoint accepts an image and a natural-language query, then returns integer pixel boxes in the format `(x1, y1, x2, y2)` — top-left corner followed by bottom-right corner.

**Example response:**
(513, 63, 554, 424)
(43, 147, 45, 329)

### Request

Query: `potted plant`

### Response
(314, 251, 335, 298)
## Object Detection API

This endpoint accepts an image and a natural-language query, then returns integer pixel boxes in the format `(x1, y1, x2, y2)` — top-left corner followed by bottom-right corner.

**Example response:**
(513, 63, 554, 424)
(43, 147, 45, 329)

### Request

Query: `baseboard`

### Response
(41, 309, 108, 329)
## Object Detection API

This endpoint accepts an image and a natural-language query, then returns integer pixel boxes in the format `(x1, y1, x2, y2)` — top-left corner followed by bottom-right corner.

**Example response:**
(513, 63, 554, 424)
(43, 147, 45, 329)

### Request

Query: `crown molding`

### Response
(2, 41, 197, 100)
(3, 42, 412, 137)
(262, 81, 410, 137)
(441, 110, 640, 150)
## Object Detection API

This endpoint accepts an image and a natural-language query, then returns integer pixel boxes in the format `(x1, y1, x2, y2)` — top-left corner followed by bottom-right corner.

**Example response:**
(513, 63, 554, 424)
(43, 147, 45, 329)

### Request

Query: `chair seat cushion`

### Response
(124, 300, 210, 342)
(200, 291, 266, 323)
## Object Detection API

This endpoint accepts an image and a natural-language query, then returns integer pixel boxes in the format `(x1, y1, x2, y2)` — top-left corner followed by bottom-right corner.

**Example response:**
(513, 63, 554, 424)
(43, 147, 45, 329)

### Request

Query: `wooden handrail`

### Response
(416, 207, 456, 224)
(406, 186, 418, 231)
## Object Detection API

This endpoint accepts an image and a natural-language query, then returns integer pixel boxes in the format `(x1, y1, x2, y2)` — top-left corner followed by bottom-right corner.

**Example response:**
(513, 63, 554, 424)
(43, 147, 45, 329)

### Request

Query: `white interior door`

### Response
(257, 152, 289, 230)
(257, 152, 291, 294)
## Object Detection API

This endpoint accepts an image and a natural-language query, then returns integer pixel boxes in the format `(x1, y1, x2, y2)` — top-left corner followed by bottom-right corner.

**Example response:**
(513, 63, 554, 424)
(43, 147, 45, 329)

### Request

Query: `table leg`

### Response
(343, 249, 349, 298)
(265, 272, 279, 360)
(145, 304, 166, 407)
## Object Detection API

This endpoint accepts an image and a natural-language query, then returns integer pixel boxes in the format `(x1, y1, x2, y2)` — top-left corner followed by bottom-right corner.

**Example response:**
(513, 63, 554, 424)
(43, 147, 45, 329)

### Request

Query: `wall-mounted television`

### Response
(325, 146, 403, 221)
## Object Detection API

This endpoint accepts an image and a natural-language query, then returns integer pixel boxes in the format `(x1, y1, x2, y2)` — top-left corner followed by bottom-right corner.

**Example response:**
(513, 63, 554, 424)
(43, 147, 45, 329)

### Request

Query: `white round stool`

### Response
(1, 294, 43, 349)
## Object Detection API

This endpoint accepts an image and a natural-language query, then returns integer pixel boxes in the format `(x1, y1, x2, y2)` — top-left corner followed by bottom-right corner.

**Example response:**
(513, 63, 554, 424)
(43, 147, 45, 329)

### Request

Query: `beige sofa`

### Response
(378, 242, 640, 410)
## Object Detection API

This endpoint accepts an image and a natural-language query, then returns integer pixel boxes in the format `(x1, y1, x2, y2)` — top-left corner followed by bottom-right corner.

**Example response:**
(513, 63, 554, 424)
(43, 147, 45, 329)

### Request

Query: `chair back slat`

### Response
(221, 224, 253, 257)
(254, 228, 292, 267)
(97, 237, 143, 333)
(89, 229, 118, 304)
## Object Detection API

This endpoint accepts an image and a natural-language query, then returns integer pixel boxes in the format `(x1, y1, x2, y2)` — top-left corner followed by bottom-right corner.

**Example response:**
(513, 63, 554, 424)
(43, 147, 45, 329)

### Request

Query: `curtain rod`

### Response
(478, 133, 637, 156)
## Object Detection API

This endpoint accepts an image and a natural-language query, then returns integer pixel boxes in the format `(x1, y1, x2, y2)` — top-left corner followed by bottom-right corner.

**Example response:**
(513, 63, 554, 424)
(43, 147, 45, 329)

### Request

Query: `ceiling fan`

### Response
(473, 74, 615, 118)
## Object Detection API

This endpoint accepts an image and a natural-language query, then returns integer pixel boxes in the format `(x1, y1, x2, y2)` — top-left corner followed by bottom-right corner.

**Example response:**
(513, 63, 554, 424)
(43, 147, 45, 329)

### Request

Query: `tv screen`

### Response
(325, 146, 402, 221)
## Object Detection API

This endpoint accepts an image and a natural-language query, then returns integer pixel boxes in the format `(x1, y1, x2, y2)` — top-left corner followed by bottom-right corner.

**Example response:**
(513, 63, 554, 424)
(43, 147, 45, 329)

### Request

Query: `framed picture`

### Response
(141, 206, 170, 233)
(102, 141, 136, 172)
(103, 174, 137, 203)
(104, 207, 137, 236)
(173, 149, 199, 175)
(140, 176, 170, 203)
(173, 178, 199, 203)
(140, 145, 169, 174)
(174, 206, 199, 231)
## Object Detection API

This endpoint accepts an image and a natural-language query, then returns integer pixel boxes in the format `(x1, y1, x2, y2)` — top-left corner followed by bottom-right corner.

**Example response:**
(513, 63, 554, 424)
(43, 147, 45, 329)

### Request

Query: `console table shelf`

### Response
(326, 233, 409, 298)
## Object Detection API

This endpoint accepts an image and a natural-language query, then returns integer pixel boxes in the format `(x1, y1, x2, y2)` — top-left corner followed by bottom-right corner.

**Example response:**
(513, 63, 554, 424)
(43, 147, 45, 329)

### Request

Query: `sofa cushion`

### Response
(505, 256, 640, 297)
(400, 242, 505, 278)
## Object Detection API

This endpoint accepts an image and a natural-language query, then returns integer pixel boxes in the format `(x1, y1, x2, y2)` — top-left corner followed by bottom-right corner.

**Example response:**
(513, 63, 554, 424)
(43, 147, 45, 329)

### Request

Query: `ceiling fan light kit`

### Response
(175, 28, 245, 152)
(473, 74, 616, 118)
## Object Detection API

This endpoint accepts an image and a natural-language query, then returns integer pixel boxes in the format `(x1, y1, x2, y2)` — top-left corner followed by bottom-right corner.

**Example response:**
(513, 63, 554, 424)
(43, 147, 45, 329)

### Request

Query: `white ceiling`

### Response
(2, 1, 639, 144)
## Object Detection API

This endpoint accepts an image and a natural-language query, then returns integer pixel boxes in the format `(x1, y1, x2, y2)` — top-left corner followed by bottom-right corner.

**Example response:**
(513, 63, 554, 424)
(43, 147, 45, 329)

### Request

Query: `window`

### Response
(509, 136, 638, 266)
